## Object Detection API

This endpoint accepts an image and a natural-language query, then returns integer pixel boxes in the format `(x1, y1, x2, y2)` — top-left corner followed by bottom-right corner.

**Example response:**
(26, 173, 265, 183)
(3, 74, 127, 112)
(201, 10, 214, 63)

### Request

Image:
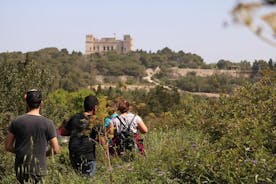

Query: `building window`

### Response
(107, 46, 109, 51)
(111, 46, 114, 50)
(93, 46, 95, 50)
(103, 46, 106, 50)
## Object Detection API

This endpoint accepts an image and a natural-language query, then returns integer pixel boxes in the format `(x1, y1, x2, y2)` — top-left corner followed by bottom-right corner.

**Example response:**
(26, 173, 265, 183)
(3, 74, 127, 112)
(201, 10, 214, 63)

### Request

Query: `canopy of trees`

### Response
(1, 47, 274, 92)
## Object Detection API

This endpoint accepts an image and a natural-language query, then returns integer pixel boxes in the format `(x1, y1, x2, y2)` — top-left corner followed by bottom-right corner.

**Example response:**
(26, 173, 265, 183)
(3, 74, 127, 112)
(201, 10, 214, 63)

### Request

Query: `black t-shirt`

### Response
(65, 113, 98, 161)
(8, 114, 57, 176)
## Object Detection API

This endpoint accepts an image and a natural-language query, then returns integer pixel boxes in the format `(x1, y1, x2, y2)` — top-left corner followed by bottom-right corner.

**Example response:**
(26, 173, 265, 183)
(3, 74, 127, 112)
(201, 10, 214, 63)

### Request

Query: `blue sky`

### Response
(1, 0, 275, 63)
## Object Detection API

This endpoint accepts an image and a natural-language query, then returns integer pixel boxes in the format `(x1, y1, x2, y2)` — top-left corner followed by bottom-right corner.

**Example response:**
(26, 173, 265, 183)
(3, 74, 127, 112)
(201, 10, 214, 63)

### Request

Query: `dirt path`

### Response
(93, 67, 228, 97)
(142, 67, 223, 97)
(142, 67, 160, 85)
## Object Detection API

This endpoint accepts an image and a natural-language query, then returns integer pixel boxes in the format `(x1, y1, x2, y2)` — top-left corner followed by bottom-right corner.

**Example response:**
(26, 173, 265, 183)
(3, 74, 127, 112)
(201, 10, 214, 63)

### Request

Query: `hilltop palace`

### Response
(85, 34, 133, 55)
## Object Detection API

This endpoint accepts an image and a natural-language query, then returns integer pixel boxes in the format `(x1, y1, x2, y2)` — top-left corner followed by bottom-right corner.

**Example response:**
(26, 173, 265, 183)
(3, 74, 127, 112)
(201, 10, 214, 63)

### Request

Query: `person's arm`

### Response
(138, 120, 148, 134)
(5, 132, 15, 153)
(99, 134, 107, 146)
(47, 120, 60, 156)
(49, 137, 59, 154)
(106, 119, 114, 135)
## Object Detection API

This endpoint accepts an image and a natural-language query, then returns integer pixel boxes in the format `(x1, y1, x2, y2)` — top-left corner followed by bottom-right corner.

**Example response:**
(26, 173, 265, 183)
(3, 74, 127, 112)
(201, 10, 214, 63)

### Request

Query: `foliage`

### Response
(1, 47, 274, 96)
(173, 74, 249, 93)
(43, 89, 100, 127)
(216, 59, 236, 69)
(0, 48, 275, 183)
(231, 0, 276, 47)
(0, 47, 220, 93)
(252, 59, 271, 73)
(0, 59, 54, 134)
(200, 71, 276, 182)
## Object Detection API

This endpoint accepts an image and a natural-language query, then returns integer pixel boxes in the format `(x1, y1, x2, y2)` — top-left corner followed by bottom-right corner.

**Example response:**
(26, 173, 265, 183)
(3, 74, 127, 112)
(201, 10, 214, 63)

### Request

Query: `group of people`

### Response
(4, 89, 148, 183)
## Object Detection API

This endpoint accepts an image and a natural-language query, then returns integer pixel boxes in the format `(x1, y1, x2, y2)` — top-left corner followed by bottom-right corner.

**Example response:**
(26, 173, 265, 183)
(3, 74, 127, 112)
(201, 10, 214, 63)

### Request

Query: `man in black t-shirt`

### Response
(65, 95, 100, 177)
(5, 89, 60, 184)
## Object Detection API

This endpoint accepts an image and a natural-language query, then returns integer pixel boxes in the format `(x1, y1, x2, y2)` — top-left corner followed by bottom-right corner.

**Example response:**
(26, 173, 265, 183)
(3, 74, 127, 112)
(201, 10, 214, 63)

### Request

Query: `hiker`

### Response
(109, 99, 148, 156)
(103, 100, 118, 156)
(63, 95, 103, 177)
(104, 100, 118, 129)
(5, 89, 60, 184)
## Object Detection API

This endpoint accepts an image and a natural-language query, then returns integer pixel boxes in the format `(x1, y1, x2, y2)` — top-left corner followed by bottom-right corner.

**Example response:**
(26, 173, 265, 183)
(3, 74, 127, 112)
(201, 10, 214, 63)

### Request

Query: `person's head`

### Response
(117, 99, 130, 114)
(84, 95, 99, 113)
(106, 100, 117, 116)
(25, 89, 42, 110)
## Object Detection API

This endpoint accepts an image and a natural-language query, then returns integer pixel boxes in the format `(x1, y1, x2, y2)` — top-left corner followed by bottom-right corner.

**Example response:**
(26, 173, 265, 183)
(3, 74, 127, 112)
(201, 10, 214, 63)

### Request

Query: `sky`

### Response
(0, 0, 275, 63)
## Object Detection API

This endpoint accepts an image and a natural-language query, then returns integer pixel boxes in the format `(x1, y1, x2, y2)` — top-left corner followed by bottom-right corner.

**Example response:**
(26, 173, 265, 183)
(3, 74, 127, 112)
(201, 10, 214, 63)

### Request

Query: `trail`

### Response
(142, 66, 222, 97)
(93, 67, 224, 97)
(142, 67, 171, 90)
(142, 67, 160, 85)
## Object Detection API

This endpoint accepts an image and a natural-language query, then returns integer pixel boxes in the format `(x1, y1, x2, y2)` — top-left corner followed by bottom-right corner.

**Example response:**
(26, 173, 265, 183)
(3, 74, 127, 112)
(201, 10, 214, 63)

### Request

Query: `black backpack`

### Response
(116, 115, 136, 152)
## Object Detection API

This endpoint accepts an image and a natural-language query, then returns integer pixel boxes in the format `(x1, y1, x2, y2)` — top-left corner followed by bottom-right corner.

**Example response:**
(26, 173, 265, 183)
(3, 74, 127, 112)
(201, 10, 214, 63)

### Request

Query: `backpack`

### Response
(115, 115, 136, 153)
(67, 114, 98, 162)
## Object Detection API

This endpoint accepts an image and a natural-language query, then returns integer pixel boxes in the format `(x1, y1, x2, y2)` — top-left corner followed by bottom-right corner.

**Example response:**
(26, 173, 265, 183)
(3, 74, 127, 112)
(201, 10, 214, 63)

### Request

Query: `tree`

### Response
(252, 60, 270, 73)
(0, 59, 54, 115)
(239, 60, 252, 70)
(61, 48, 69, 55)
(158, 47, 173, 55)
(145, 86, 180, 114)
(216, 59, 232, 69)
(268, 58, 275, 70)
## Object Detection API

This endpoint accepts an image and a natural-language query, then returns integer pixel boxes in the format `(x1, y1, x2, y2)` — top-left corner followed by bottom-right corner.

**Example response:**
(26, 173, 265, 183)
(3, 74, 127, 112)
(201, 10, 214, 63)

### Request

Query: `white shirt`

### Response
(111, 112, 142, 134)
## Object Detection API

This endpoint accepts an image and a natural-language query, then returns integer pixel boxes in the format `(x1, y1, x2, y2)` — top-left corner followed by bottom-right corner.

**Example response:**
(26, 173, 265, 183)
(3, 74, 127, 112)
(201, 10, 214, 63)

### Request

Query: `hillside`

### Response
(168, 67, 250, 78)
(0, 48, 275, 183)
(93, 66, 251, 97)
(0, 47, 271, 94)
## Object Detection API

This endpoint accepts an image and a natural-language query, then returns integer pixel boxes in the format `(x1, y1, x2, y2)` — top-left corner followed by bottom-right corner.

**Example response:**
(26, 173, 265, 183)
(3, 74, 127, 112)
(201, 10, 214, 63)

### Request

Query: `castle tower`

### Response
(85, 35, 95, 54)
(122, 34, 133, 53)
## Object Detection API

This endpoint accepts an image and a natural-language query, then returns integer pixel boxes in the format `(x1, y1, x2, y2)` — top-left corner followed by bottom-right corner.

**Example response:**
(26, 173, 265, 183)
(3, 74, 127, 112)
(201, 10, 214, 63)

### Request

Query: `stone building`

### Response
(85, 34, 133, 55)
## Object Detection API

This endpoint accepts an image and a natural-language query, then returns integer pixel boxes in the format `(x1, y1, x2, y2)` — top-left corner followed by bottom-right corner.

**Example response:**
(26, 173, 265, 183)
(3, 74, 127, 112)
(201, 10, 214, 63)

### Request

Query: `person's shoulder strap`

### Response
(117, 114, 136, 130)
(116, 116, 126, 129)
(128, 114, 136, 128)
